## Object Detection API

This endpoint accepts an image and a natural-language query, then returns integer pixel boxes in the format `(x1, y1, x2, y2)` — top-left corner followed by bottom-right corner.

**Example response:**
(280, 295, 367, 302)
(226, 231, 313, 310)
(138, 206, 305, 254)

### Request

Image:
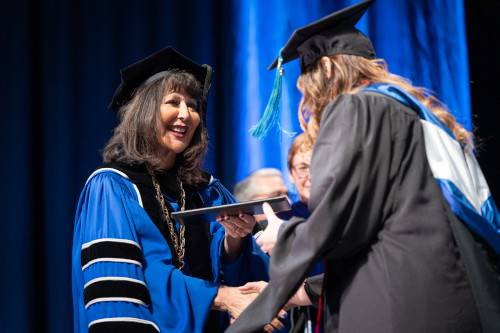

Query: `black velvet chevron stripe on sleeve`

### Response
(84, 278, 151, 308)
(81, 239, 143, 268)
(89, 319, 159, 333)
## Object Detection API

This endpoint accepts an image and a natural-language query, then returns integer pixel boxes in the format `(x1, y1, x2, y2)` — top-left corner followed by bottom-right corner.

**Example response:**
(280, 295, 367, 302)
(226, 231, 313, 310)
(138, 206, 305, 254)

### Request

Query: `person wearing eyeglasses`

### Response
(256, 133, 312, 253)
(285, 133, 313, 220)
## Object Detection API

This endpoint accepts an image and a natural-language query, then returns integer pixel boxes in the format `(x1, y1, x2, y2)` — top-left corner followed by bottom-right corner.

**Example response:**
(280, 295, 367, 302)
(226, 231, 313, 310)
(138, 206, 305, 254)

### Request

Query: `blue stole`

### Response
(363, 83, 500, 254)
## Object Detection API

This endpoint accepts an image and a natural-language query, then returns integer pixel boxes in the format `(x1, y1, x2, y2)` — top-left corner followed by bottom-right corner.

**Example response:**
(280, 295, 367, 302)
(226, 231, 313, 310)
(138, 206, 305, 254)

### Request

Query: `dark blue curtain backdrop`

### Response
(0, 1, 482, 332)
(229, 0, 471, 189)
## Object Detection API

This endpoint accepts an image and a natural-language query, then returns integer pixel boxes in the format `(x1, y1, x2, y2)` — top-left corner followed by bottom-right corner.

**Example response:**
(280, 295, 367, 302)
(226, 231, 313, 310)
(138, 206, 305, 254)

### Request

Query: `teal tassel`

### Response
(249, 53, 285, 139)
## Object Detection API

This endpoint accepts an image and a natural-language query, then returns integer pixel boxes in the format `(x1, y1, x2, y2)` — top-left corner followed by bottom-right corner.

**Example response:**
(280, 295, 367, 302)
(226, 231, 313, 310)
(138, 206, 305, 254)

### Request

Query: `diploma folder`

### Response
(171, 195, 291, 223)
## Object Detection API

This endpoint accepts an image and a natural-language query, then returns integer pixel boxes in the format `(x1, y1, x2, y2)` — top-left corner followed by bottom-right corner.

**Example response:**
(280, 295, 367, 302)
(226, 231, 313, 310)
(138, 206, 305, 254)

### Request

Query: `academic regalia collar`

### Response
(100, 161, 211, 198)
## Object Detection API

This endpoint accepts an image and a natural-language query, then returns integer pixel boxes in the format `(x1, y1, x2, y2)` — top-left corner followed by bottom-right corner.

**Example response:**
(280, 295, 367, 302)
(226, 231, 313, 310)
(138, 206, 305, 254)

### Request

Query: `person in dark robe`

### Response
(244, 133, 324, 333)
(227, 0, 500, 332)
(71, 47, 272, 333)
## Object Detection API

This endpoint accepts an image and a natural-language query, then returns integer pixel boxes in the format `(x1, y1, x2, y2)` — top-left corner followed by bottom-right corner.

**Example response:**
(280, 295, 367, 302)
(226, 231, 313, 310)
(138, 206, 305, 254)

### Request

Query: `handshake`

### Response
(213, 282, 287, 332)
(213, 279, 313, 332)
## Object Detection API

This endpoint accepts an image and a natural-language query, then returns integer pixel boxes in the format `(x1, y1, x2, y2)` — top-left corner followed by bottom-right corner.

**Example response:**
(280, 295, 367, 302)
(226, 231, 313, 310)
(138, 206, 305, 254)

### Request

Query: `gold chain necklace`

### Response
(147, 166, 186, 270)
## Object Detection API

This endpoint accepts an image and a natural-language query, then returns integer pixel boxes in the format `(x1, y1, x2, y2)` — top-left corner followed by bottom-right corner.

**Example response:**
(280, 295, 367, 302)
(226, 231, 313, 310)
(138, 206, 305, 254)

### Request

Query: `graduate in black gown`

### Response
(227, 1, 500, 332)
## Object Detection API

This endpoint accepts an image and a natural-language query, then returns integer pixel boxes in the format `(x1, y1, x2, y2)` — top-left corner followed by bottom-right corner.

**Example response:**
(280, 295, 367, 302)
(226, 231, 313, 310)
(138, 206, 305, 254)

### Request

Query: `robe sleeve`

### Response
(72, 171, 160, 333)
(72, 171, 224, 333)
(304, 274, 324, 307)
(227, 93, 394, 332)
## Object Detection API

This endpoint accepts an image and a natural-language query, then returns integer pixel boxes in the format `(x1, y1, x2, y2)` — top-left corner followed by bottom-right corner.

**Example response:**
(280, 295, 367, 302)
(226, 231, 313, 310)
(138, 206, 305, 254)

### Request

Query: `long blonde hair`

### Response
(296, 54, 472, 147)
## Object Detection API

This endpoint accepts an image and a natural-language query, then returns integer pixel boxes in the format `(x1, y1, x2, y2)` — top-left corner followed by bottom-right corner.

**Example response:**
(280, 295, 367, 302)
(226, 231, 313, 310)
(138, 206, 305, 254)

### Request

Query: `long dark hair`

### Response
(103, 70, 209, 186)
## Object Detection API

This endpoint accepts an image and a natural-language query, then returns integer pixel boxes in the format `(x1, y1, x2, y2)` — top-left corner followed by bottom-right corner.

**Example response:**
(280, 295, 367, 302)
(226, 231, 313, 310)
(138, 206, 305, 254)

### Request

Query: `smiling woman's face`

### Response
(158, 90, 200, 154)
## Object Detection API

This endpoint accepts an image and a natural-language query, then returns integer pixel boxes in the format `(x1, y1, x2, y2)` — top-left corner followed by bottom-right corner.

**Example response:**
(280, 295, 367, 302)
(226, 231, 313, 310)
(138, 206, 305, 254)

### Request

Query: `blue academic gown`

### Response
(72, 168, 270, 333)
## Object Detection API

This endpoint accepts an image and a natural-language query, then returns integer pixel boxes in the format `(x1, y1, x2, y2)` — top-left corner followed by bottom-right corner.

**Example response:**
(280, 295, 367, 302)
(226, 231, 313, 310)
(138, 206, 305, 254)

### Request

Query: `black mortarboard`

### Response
(269, 0, 375, 71)
(109, 47, 213, 111)
(250, 0, 374, 139)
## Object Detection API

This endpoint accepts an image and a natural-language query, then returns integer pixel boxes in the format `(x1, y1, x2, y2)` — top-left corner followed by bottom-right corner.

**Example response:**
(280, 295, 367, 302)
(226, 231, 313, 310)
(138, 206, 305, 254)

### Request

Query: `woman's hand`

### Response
(217, 213, 256, 238)
(256, 203, 284, 254)
(218, 213, 256, 261)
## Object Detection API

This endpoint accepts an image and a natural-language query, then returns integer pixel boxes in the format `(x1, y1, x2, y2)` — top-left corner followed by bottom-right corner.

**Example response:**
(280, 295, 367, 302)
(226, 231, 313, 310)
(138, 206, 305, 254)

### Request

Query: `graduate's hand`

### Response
(286, 282, 313, 308)
(238, 281, 287, 332)
(230, 316, 287, 333)
(263, 316, 287, 333)
(239, 280, 311, 309)
(238, 280, 268, 294)
(217, 213, 255, 238)
(212, 286, 259, 320)
(256, 203, 284, 254)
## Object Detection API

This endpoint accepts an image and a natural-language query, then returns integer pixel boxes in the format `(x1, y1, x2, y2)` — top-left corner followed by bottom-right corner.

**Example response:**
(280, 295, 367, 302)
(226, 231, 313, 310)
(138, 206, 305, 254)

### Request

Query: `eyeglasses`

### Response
(292, 164, 310, 179)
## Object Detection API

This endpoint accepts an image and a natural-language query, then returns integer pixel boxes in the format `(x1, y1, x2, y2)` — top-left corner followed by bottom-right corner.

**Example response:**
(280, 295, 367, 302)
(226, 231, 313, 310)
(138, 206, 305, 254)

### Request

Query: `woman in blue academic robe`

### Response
(72, 47, 270, 333)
